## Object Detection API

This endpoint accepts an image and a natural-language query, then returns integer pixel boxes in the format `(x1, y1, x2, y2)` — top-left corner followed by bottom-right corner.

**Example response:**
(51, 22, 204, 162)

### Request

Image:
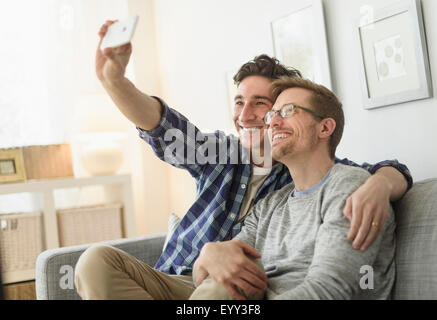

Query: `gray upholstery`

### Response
(35, 179, 437, 300)
(35, 233, 166, 300)
(393, 179, 437, 299)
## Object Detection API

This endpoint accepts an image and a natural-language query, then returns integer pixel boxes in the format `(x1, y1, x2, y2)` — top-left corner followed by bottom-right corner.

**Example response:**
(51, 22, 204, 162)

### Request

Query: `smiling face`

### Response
(233, 75, 274, 153)
(269, 87, 322, 162)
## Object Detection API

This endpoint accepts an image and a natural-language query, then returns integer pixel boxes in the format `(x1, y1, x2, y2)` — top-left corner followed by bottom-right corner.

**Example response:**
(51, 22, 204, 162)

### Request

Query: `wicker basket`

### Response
(0, 212, 44, 272)
(57, 203, 123, 247)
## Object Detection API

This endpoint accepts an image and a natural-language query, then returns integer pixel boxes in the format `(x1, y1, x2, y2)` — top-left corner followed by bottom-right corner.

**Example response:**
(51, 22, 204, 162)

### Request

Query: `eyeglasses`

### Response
(263, 103, 325, 125)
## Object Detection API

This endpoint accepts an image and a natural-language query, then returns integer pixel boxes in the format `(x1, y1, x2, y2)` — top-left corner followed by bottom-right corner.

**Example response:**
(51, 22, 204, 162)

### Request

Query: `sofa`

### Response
(35, 178, 437, 300)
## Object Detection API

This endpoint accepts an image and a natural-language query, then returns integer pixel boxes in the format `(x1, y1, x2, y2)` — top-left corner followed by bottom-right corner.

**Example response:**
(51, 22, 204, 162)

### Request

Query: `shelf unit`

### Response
(0, 174, 136, 284)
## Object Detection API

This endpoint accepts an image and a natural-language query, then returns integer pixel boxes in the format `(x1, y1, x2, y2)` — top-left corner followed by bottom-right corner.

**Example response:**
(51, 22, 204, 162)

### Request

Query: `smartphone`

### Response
(100, 15, 139, 50)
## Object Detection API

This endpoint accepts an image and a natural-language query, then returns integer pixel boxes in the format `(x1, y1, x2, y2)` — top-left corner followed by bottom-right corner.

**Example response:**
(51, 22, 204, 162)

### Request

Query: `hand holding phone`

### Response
(100, 15, 139, 51)
(96, 17, 138, 82)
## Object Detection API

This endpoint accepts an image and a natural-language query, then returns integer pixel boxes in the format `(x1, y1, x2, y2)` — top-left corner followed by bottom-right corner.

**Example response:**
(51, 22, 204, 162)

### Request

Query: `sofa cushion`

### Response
(392, 178, 437, 299)
(162, 213, 181, 252)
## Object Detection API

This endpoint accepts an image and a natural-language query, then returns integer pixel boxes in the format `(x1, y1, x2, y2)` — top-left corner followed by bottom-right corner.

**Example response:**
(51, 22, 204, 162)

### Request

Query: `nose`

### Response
(238, 102, 257, 123)
(268, 111, 283, 128)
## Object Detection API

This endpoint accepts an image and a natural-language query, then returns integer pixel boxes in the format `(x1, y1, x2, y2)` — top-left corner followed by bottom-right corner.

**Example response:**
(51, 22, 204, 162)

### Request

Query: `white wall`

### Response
(326, 0, 437, 181)
(121, 0, 437, 232)
(149, 0, 436, 189)
(128, 0, 173, 234)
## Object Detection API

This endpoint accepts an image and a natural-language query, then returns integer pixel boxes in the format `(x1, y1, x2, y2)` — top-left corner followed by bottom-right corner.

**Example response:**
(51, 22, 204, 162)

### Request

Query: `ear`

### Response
(319, 118, 336, 140)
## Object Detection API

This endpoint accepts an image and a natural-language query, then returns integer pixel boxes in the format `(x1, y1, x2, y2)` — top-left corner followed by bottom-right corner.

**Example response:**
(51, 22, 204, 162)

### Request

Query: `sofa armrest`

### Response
(35, 233, 166, 300)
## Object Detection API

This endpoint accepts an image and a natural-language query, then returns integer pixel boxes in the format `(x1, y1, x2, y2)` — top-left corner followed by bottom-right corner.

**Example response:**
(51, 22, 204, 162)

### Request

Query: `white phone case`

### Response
(100, 15, 139, 50)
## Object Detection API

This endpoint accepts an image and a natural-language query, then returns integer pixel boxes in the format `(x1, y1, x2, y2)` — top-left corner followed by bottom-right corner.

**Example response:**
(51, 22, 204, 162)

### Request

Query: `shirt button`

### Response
(181, 266, 187, 270)
(241, 184, 246, 189)
(230, 213, 236, 219)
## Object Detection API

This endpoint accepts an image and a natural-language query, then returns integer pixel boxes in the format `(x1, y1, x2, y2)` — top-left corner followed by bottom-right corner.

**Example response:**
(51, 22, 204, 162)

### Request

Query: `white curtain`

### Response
(0, 0, 131, 213)
(0, 0, 132, 148)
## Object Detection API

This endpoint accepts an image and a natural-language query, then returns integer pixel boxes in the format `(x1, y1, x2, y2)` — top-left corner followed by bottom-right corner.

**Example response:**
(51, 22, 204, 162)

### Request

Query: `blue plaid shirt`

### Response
(138, 98, 413, 275)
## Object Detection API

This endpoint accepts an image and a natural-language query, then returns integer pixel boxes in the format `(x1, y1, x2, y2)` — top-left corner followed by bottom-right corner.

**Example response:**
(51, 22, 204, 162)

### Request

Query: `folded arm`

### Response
(192, 240, 267, 300)
(192, 207, 266, 300)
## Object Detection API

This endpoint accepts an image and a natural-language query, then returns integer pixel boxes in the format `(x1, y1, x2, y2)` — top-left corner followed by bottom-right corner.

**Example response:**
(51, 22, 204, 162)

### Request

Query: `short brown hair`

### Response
(271, 77, 344, 159)
(233, 54, 302, 86)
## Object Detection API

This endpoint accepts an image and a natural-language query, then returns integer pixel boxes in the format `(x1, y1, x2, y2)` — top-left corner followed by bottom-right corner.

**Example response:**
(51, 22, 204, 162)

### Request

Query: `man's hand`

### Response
(194, 240, 267, 300)
(96, 20, 132, 84)
(343, 174, 392, 251)
(192, 258, 209, 287)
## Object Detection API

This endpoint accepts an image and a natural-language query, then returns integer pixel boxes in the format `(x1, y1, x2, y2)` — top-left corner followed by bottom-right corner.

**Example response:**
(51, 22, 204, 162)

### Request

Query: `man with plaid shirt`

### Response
(74, 20, 412, 300)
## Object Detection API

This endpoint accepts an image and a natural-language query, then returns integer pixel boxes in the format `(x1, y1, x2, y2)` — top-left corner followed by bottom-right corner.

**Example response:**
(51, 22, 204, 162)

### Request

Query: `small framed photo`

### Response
(357, 0, 432, 109)
(0, 148, 27, 183)
(271, 0, 332, 90)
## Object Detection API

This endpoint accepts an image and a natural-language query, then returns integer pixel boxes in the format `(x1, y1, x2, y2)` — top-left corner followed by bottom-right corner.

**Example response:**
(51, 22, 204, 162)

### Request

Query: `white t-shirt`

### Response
(237, 165, 272, 222)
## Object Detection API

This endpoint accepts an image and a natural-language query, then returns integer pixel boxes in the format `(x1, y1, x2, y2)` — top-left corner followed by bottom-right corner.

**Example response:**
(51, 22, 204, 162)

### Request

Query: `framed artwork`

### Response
(357, 0, 432, 109)
(0, 148, 27, 183)
(271, 0, 332, 89)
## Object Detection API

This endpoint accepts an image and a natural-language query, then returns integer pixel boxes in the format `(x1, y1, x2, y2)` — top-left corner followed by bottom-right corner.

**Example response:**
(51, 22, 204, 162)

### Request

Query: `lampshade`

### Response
(75, 132, 128, 176)
(70, 93, 131, 135)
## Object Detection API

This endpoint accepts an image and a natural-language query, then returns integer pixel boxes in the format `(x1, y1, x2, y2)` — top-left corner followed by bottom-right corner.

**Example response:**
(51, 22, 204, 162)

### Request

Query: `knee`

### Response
(74, 244, 117, 285)
(189, 277, 230, 300)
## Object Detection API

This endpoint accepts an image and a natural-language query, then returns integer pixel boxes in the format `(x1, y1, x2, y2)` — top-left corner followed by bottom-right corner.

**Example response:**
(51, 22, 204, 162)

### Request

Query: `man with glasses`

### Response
(190, 77, 396, 300)
(74, 20, 411, 300)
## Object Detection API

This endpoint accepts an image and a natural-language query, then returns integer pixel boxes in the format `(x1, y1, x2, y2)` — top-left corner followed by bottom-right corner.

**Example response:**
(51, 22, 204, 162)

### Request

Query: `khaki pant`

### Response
(74, 244, 265, 300)
(189, 276, 265, 300)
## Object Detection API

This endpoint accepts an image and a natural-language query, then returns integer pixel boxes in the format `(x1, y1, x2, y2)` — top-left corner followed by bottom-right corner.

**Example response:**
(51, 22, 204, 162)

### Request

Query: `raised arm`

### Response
(97, 21, 232, 179)
(97, 20, 162, 131)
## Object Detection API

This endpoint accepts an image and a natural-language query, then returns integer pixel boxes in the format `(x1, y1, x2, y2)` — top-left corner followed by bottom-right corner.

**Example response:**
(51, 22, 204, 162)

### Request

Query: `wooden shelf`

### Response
(0, 174, 136, 284)
(3, 280, 36, 300)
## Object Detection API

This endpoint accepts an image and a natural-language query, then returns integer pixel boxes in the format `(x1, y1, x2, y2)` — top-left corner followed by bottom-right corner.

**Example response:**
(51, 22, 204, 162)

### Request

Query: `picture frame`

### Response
(271, 0, 332, 90)
(357, 0, 432, 109)
(0, 148, 27, 184)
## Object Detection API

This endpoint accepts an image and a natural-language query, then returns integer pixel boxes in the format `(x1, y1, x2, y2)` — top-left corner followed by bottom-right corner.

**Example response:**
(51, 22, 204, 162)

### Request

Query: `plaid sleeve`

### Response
(137, 96, 227, 179)
(335, 157, 413, 190)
